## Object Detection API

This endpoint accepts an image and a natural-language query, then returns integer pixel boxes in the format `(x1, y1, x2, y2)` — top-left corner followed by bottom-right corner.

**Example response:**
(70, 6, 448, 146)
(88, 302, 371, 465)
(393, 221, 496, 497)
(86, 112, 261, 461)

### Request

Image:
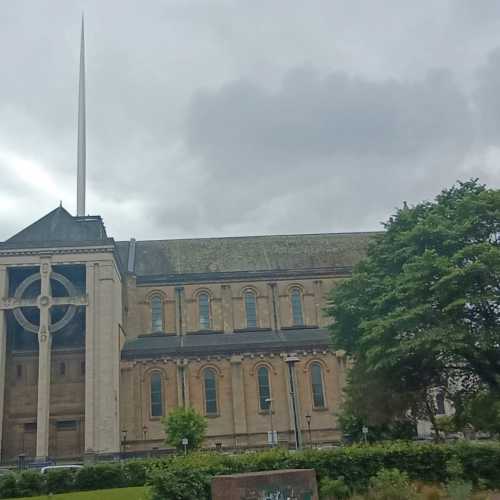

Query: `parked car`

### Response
(40, 465, 83, 474)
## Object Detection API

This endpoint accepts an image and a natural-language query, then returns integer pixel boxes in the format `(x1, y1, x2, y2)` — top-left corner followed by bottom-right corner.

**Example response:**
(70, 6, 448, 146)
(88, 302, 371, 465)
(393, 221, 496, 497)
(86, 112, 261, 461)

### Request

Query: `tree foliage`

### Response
(328, 180, 500, 427)
(162, 407, 207, 451)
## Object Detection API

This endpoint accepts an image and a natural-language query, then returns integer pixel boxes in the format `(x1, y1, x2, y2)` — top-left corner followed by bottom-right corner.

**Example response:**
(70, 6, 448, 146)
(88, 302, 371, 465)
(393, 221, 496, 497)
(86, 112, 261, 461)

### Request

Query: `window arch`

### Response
(290, 287, 304, 326)
(310, 362, 326, 409)
(244, 290, 257, 328)
(257, 366, 271, 411)
(198, 292, 211, 330)
(203, 368, 218, 415)
(150, 372, 164, 417)
(150, 294, 164, 332)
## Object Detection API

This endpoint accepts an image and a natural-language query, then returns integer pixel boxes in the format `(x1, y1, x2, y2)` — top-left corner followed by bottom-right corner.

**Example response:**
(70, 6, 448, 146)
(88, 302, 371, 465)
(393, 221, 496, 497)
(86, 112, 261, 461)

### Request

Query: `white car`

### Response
(40, 465, 83, 474)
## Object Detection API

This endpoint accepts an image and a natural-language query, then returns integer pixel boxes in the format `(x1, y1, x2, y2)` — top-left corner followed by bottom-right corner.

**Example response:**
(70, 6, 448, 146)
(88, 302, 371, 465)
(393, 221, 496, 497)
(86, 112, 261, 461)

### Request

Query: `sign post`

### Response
(181, 437, 188, 456)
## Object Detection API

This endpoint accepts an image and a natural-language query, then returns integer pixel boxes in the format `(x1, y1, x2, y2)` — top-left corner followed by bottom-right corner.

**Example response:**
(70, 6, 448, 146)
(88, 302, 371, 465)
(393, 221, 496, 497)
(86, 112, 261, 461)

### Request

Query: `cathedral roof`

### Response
(1, 206, 113, 249)
(121, 328, 333, 359)
(116, 231, 378, 281)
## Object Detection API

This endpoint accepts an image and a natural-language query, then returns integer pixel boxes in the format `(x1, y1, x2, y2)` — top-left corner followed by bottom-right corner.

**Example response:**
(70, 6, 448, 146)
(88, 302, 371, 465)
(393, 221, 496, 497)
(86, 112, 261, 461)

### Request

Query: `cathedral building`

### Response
(0, 207, 375, 460)
(0, 20, 376, 462)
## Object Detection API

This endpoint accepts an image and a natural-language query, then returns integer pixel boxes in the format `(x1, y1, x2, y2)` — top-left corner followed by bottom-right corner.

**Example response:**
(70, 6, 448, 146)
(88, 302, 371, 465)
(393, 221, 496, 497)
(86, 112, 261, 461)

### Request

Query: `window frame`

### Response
(149, 371, 164, 418)
(198, 292, 212, 330)
(290, 287, 304, 326)
(310, 362, 326, 410)
(244, 289, 258, 329)
(202, 367, 219, 416)
(150, 294, 164, 333)
(257, 365, 272, 412)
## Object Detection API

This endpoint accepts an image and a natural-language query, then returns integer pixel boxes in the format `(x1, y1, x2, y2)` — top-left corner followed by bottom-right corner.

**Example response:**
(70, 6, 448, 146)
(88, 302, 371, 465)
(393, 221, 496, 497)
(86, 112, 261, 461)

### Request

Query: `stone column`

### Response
(84, 262, 96, 454)
(36, 258, 52, 460)
(313, 280, 323, 326)
(0, 266, 8, 458)
(230, 355, 247, 445)
(221, 285, 234, 333)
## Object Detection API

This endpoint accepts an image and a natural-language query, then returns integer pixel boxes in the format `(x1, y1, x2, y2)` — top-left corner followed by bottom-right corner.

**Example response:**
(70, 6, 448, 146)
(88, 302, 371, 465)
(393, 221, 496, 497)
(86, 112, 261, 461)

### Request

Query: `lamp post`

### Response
(265, 398, 275, 447)
(121, 429, 128, 453)
(305, 414, 312, 448)
(285, 355, 302, 450)
(143, 425, 148, 443)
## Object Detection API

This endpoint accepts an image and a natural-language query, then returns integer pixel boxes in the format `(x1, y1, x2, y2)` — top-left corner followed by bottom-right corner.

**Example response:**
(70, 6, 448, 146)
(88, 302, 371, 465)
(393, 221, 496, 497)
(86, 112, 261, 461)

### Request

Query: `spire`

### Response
(76, 14, 86, 216)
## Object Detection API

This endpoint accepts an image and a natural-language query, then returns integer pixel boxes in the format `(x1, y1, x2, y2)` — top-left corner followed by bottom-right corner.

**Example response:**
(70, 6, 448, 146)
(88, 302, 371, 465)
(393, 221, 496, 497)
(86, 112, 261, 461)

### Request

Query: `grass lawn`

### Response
(8, 486, 149, 500)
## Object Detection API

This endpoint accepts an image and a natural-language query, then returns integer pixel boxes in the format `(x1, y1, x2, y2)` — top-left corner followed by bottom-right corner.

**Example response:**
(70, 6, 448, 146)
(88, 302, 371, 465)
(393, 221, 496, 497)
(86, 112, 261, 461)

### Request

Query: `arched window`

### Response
(151, 295, 163, 332)
(244, 290, 257, 328)
(291, 288, 304, 326)
(150, 372, 164, 417)
(198, 292, 211, 330)
(203, 368, 218, 415)
(258, 366, 271, 411)
(310, 362, 325, 409)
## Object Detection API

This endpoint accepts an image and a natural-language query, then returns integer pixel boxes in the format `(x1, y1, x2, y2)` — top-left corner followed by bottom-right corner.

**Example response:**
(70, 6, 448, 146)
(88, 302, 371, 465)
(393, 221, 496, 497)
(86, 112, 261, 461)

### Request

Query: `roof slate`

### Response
(117, 232, 378, 278)
(2, 206, 111, 247)
(121, 328, 333, 359)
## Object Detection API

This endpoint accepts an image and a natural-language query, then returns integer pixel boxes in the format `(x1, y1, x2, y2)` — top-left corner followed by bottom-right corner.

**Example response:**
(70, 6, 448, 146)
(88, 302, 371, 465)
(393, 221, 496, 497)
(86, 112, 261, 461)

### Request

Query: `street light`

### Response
(305, 414, 312, 447)
(265, 398, 275, 447)
(285, 355, 302, 450)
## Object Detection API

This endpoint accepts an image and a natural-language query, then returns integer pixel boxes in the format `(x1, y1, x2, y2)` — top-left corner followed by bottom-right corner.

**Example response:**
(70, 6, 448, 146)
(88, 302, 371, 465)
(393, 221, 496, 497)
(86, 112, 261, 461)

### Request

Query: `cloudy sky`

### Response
(1, 1, 499, 241)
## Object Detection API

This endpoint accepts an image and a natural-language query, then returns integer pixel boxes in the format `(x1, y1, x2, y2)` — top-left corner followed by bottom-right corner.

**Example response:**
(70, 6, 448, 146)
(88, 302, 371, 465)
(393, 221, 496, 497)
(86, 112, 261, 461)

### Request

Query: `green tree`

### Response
(162, 407, 207, 451)
(328, 180, 500, 429)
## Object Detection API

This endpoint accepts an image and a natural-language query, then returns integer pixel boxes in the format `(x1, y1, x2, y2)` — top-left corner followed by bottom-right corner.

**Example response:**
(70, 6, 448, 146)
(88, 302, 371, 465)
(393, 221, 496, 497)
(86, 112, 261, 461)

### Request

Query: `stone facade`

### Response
(0, 207, 375, 461)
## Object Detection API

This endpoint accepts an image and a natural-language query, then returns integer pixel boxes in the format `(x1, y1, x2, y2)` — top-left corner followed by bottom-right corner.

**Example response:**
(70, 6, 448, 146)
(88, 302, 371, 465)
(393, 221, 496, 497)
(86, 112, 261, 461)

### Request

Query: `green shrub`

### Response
(446, 480, 473, 500)
(74, 463, 126, 491)
(0, 474, 18, 499)
(319, 476, 350, 499)
(147, 463, 210, 500)
(44, 468, 77, 494)
(15, 470, 44, 498)
(366, 468, 417, 500)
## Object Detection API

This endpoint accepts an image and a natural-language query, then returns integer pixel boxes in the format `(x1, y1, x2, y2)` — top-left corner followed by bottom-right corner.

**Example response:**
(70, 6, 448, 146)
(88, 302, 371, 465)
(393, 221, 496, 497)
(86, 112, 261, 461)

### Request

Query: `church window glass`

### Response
(198, 292, 211, 330)
(151, 295, 163, 333)
(150, 372, 163, 417)
(258, 366, 271, 411)
(245, 290, 257, 328)
(291, 288, 304, 326)
(203, 368, 218, 415)
(311, 363, 325, 409)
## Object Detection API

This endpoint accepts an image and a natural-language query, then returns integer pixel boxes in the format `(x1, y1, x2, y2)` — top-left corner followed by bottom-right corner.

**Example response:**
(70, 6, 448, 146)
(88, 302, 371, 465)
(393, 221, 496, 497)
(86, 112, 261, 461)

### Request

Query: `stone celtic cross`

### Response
(0, 260, 87, 459)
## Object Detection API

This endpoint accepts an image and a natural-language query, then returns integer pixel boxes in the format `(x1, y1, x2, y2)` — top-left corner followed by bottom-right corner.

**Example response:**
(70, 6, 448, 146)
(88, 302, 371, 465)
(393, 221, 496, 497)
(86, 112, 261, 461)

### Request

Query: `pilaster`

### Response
(230, 355, 247, 441)
(221, 285, 234, 333)
(84, 262, 96, 453)
(0, 266, 8, 459)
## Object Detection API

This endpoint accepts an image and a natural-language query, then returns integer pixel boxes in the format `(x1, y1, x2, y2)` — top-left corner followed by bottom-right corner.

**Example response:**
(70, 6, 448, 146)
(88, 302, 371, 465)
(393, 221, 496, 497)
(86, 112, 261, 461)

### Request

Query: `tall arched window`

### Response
(291, 288, 304, 326)
(258, 366, 271, 411)
(198, 292, 211, 330)
(203, 368, 218, 415)
(150, 372, 164, 417)
(244, 290, 257, 328)
(310, 362, 325, 409)
(151, 295, 164, 332)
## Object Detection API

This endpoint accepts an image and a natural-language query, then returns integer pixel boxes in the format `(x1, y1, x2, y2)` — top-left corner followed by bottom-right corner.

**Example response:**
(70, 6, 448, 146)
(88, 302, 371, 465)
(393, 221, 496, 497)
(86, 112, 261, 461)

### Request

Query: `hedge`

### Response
(0, 441, 499, 499)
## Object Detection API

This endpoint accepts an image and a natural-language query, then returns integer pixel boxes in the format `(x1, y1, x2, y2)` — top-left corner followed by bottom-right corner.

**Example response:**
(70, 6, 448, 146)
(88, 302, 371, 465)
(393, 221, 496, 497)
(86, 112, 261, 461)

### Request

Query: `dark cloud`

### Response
(0, 1, 499, 241)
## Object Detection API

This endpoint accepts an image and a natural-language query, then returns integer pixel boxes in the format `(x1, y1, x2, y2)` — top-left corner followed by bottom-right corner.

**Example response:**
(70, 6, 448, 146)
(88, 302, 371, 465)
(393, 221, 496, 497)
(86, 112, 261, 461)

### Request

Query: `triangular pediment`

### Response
(4, 206, 109, 246)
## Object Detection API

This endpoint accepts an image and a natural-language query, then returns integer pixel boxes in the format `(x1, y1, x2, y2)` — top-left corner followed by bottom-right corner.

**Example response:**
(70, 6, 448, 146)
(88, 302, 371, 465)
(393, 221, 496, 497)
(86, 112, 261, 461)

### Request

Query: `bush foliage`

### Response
(1, 442, 499, 499)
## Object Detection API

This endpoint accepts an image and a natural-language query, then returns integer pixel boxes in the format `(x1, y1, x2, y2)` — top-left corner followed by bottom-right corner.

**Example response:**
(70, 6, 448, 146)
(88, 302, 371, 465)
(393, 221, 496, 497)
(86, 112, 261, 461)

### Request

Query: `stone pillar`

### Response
(313, 280, 323, 326)
(36, 258, 52, 459)
(0, 266, 8, 458)
(268, 283, 280, 331)
(175, 287, 184, 336)
(84, 262, 96, 454)
(221, 285, 234, 333)
(230, 355, 247, 444)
